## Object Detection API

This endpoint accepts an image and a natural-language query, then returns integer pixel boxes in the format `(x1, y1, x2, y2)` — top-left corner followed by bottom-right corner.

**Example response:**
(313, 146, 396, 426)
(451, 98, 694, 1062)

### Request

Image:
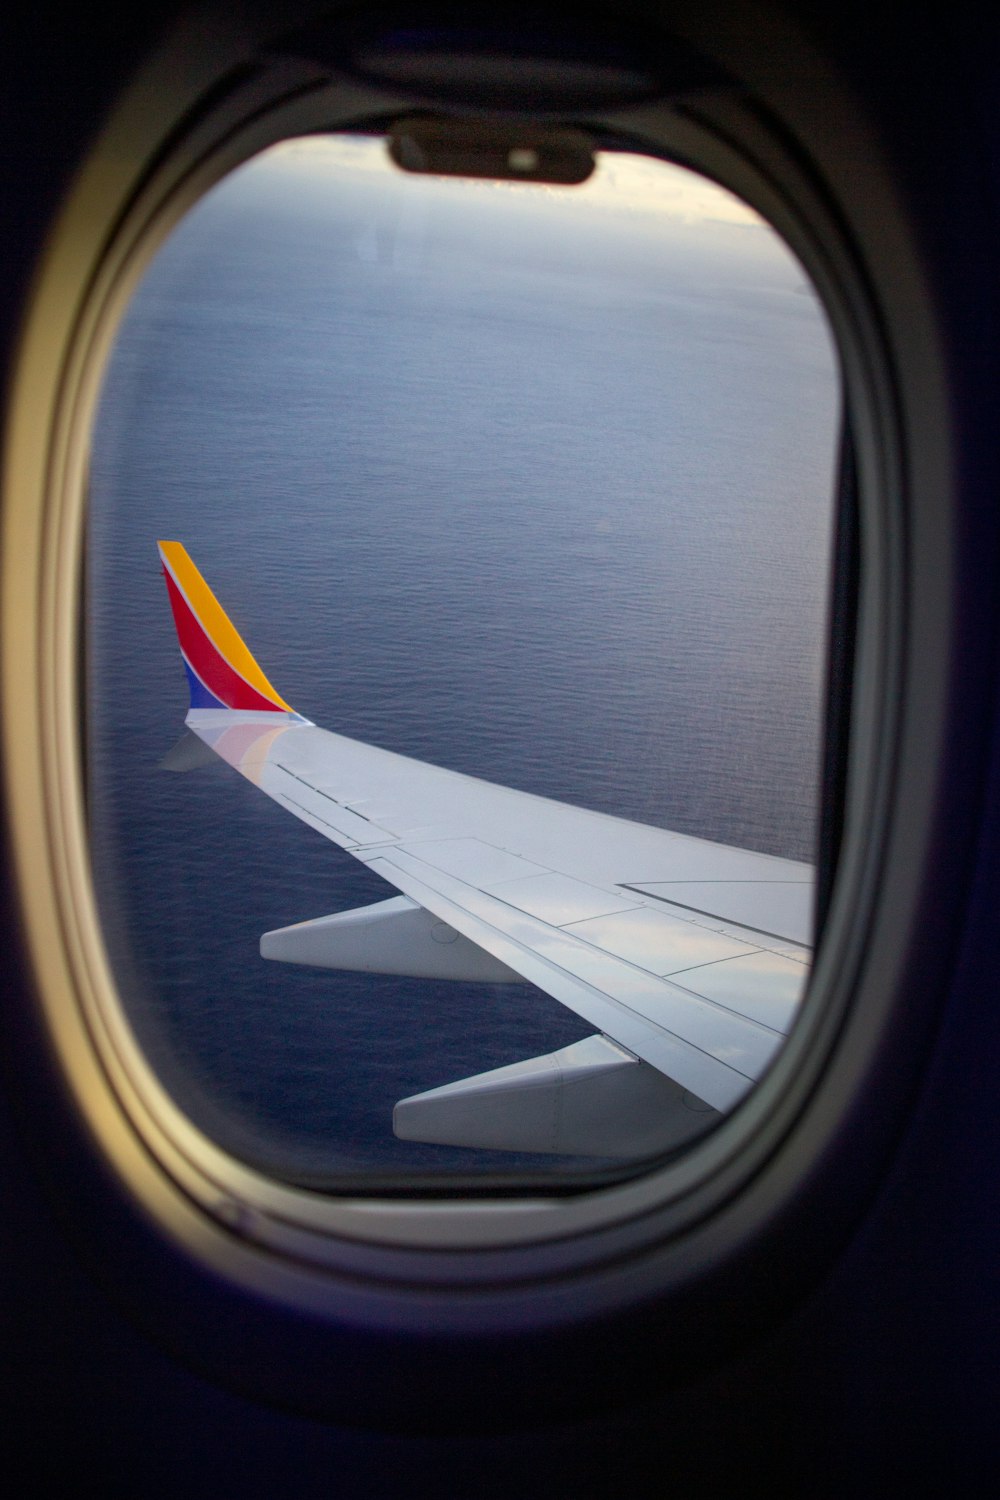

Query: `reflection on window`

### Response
(89, 136, 840, 1186)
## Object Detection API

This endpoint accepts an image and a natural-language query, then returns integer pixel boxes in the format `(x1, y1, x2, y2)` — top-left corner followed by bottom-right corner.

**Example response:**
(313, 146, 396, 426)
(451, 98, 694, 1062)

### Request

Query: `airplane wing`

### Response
(159, 540, 813, 1158)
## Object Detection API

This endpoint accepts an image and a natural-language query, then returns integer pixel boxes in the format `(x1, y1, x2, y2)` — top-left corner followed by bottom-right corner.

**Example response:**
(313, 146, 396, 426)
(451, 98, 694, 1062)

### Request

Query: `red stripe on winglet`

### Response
(163, 567, 286, 712)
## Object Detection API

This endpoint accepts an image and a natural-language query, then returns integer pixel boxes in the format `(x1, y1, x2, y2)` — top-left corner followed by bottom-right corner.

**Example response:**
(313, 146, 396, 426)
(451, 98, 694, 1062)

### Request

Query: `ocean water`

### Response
(88, 143, 840, 1185)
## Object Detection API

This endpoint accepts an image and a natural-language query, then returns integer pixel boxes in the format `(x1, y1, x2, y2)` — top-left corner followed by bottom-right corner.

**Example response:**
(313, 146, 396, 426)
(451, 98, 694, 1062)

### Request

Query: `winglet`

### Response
(158, 541, 295, 714)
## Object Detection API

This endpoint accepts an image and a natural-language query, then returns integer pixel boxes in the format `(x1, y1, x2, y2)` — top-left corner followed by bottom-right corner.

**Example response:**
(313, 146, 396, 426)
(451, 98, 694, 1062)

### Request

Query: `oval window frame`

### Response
(1, 6, 937, 1403)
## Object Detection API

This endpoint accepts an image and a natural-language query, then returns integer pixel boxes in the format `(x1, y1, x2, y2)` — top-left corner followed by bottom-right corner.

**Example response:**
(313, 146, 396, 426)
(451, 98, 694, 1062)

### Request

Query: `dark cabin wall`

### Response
(2, 4, 998, 1493)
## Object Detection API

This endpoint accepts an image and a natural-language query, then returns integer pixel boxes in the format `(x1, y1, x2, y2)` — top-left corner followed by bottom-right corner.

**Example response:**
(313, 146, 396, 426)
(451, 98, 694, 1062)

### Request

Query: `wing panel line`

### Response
(363, 853, 774, 1111)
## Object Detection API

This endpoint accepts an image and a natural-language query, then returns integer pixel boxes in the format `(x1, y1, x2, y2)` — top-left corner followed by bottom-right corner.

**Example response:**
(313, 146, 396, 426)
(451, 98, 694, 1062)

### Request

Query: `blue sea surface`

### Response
(88, 144, 840, 1182)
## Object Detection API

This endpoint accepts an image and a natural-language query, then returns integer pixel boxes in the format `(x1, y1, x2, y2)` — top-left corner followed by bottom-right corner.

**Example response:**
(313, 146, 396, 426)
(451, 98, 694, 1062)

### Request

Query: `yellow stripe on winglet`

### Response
(158, 540, 294, 712)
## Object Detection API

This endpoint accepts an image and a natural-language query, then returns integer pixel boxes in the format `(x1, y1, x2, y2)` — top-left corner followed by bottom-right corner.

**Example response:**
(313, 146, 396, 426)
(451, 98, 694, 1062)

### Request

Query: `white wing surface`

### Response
(160, 541, 813, 1157)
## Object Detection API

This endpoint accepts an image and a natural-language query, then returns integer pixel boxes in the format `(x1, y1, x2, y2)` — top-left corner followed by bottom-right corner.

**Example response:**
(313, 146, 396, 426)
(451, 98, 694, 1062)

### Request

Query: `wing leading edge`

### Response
(158, 542, 814, 1158)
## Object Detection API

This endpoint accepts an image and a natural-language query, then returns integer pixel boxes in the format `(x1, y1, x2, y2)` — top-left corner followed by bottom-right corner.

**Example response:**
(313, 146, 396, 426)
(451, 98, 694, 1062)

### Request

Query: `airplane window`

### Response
(88, 133, 840, 1188)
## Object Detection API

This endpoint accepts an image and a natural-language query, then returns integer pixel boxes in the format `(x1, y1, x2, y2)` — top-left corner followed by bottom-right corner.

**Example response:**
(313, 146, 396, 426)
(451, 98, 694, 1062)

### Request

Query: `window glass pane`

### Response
(89, 136, 840, 1186)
